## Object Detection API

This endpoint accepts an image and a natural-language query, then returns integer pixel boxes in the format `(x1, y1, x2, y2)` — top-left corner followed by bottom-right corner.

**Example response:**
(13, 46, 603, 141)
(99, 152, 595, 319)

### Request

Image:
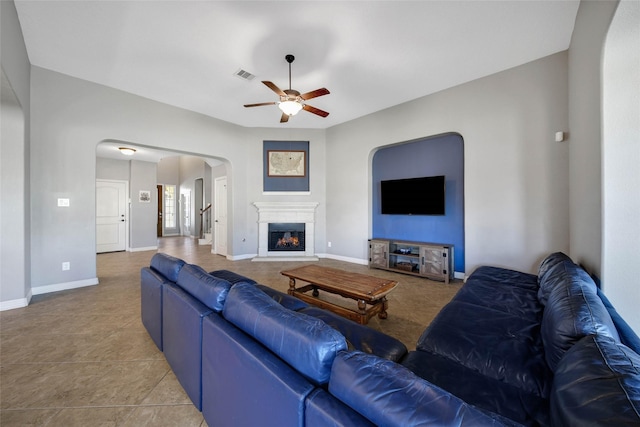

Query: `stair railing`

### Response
(199, 203, 212, 239)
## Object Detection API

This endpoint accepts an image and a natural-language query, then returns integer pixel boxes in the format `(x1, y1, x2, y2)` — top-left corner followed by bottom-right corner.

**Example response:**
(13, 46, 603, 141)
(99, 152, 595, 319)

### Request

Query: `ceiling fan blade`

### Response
(280, 112, 290, 123)
(303, 104, 329, 118)
(244, 102, 276, 108)
(300, 88, 330, 101)
(263, 81, 286, 97)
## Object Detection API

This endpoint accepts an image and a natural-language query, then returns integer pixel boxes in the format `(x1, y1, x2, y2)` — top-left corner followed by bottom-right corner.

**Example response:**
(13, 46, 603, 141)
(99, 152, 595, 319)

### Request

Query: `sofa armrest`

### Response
(176, 264, 232, 312)
(140, 266, 167, 351)
(150, 253, 185, 282)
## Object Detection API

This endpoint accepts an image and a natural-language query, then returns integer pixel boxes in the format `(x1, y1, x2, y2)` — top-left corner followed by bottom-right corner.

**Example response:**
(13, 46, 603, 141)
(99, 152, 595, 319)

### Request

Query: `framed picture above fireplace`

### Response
(263, 141, 309, 192)
(267, 150, 306, 177)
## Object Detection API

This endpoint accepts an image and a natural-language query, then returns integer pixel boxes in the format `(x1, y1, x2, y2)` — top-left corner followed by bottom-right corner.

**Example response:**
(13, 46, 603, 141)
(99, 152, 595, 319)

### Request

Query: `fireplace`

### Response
(268, 223, 305, 252)
(253, 201, 319, 261)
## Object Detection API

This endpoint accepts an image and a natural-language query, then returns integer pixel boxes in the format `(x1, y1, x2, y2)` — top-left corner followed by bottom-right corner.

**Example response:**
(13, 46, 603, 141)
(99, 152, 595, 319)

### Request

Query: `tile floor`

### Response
(0, 237, 461, 426)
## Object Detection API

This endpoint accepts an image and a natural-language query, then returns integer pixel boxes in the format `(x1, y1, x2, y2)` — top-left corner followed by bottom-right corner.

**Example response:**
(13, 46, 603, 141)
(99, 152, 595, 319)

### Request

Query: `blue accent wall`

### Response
(372, 133, 464, 273)
(263, 141, 310, 191)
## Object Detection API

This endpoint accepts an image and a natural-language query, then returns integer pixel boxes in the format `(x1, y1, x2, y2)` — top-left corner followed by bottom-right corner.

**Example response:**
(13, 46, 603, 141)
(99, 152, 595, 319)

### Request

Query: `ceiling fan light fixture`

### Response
(278, 100, 303, 116)
(119, 147, 136, 156)
(244, 54, 329, 122)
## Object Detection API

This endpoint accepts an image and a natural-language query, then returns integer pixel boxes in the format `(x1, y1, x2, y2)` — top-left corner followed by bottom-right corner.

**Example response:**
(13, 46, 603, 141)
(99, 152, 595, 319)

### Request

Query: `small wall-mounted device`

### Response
(555, 131, 565, 142)
(57, 198, 70, 207)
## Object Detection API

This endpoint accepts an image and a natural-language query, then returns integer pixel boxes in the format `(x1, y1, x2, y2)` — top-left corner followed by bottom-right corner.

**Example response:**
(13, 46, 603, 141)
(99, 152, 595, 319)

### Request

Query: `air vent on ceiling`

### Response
(234, 68, 256, 81)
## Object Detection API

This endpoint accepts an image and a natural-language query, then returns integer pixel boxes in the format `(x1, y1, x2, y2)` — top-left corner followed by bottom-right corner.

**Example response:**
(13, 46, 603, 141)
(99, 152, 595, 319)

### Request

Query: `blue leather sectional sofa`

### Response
(141, 252, 640, 426)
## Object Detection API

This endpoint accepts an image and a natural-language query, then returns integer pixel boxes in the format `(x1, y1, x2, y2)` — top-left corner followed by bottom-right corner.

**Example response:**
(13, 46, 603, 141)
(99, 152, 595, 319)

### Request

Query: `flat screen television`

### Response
(380, 175, 445, 215)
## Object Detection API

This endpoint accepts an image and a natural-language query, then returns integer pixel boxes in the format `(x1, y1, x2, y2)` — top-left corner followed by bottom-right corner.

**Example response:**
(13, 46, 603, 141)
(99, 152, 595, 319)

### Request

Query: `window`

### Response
(164, 185, 176, 229)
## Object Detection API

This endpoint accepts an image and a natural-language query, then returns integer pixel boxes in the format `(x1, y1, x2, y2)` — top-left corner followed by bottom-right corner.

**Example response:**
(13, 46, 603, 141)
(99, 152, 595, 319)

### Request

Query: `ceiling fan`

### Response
(244, 54, 330, 123)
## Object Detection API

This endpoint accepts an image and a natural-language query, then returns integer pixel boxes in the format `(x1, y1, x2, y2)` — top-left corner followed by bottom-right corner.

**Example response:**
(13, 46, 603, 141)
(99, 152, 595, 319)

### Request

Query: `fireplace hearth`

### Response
(268, 223, 305, 252)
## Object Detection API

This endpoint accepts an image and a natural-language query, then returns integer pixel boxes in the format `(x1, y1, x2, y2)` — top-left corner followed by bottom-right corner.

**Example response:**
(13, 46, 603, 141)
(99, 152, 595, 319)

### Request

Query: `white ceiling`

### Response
(15, 1, 580, 130)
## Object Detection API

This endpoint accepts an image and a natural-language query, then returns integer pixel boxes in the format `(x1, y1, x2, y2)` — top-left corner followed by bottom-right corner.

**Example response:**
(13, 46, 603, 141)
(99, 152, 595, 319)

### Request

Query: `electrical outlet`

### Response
(57, 198, 70, 207)
(62, 262, 70, 271)
(328, 241, 332, 248)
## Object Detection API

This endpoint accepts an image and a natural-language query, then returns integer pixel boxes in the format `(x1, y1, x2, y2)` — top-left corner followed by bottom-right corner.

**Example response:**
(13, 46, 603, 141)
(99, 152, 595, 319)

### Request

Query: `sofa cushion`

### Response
(537, 252, 573, 305)
(223, 282, 347, 384)
(208, 269, 257, 285)
(176, 264, 232, 312)
(256, 284, 310, 311)
(329, 351, 522, 426)
(454, 267, 541, 320)
(150, 253, 185, 282)
(468, 265, 539, 291)
(551, 334, 640, 426)
(403, 350, 549, 427)
(300, 306, 408, 362)
(417, 300, 551, 398)
(540, 262, 620, 371)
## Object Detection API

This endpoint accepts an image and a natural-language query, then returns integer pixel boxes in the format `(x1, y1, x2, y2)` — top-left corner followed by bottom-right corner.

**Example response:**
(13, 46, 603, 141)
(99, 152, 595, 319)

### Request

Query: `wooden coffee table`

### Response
(280, 265, 398, 325)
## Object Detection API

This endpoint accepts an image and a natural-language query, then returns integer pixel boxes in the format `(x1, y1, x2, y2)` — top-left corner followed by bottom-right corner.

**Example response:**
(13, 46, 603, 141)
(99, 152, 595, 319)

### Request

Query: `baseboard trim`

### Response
(318, 253, 369, 266)
(31, 278, 99, 296)
(0, 290, 32, 311)
(129, 246, 158, 252)
(252, 256, 319, 262)
(226, 253, 257, 261)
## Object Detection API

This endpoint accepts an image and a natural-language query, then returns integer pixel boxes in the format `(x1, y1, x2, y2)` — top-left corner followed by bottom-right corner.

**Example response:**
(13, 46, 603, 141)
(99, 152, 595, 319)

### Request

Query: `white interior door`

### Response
(214, 176, 228, 256)
(96, 180, 127, 253)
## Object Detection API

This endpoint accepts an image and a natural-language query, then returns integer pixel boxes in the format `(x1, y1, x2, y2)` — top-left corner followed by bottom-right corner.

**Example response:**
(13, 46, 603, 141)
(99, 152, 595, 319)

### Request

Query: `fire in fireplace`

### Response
(268, 223, 305, 252)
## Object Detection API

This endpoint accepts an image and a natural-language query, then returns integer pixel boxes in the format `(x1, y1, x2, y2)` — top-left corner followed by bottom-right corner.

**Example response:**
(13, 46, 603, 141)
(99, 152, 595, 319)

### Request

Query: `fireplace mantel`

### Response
(252, 202, 319, 261)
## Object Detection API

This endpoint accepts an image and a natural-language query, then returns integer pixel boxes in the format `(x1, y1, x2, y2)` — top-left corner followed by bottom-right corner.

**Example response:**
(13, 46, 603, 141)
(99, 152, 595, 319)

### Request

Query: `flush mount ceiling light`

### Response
(244, 54, 330, 123)
(119, 147, 136, 156)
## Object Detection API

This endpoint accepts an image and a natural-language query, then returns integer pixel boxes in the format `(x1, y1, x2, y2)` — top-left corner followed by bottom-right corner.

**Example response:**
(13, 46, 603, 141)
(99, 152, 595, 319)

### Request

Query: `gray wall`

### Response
(1, 0, 31, 307)
(29, 65, 250, 291)
(1, 73, 26, 304)
(157, 156, 180, 185)
(244, 127, 328, 256)
(96, 157, 129, 181)
(130, 160, 158, 249)
(327, 52, 570, 274)
(602, 0, 640, 336)
(24, 48, 593, 289)
(568, 0, 619, 275)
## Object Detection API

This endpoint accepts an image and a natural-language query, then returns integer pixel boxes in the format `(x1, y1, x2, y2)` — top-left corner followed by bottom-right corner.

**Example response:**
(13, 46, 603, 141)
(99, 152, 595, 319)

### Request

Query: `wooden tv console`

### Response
(368, 239, 454, 284)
